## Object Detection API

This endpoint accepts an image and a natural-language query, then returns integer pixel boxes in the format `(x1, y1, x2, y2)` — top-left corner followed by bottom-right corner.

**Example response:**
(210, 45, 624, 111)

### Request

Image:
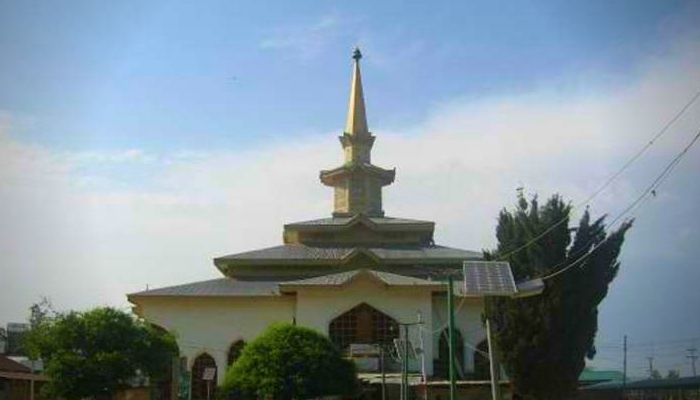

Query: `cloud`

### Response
(259, 14, 344, 60)
(68, 148, 155, 164)
(1, 20, 700, 375)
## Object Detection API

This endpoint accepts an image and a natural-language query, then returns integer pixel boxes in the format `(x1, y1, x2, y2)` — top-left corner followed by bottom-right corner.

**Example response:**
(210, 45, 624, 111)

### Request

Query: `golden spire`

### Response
(319, 48, 395, 218)
(344, 47, 369, 137)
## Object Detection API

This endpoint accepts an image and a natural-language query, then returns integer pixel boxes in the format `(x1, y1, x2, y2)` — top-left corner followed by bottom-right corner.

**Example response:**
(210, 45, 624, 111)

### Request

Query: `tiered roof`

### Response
(130, 48, 501, 300)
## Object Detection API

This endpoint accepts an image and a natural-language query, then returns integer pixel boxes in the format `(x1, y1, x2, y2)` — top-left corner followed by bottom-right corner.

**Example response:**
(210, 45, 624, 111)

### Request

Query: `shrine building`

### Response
(128, 48, 526, 398)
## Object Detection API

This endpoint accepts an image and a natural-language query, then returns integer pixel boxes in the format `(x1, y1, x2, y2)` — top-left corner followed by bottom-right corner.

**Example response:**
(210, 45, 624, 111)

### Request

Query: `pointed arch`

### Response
(437, 329, 465, 378)
(473, 339, 491, 380)
(329, 303, 399, 350)
(227, 340, 246, 367)
(191, 352, 217, 400)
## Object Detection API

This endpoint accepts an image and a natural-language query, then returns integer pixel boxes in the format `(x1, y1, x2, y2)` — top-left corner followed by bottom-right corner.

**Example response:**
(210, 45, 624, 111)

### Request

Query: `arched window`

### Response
(437, 329, 465, 378)
(227, 340, 246, 367)
(191, 353, 217, 400)
(329, 303, 399, 350)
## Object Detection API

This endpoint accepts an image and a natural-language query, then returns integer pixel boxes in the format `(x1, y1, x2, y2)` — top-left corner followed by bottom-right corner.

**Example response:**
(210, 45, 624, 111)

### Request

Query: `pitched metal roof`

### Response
(0, 355, 31, 373)
(280, 269, 445, 288)
(127, 270, 445, 299)
(128, 265, 529, 300)
(215, 244, 481, 264)
(579, 368, 624, 383)
(128, 278, 280, 298)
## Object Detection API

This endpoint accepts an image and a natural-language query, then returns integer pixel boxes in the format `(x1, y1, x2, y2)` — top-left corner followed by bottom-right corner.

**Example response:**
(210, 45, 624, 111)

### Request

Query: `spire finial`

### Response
(319, 49, 395, 218)
(352, 46, 362, 61)
(345, 47, 368, 137)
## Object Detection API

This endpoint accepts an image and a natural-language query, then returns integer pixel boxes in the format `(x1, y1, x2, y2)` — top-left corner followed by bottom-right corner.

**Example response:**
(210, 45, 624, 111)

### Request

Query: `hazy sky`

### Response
(1, 0, 699, 377)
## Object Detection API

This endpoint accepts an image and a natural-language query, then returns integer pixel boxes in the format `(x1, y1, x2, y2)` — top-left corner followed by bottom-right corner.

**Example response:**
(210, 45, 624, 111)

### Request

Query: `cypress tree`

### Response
(487, 192, 633, 399)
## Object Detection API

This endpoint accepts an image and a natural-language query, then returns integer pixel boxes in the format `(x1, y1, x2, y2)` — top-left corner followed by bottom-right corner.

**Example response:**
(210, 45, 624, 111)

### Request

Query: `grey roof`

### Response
(280, 269, 445, 288)
(218, 245, 347, 261)
(128, 266, 527, 299)
(216, 244, 481, 264)
(128, 278, 280, 298)
(462, 261, 517, 296)
(128, 270, 444, 299)
(286, 216, 434, 226)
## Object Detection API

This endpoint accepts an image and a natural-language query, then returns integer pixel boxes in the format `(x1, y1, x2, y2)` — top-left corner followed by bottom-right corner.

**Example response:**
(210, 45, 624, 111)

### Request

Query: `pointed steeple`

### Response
(345, 47, 369, 137)
(319, 48, 395, 217)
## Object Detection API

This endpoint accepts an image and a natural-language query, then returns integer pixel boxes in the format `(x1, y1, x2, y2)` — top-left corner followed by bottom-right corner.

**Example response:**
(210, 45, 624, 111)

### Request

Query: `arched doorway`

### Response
(436, 329, 465, 378)
(329, 303, 399, 351)
(227, 340, 245, 367)
(191, 353, 217, 400)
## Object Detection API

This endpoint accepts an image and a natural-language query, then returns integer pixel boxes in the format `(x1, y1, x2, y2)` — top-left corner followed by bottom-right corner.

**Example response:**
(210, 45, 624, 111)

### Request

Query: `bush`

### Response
(221, 323, 357, 400)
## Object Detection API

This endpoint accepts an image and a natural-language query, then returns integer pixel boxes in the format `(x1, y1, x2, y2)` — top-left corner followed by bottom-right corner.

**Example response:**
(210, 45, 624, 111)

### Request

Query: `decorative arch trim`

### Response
(328, 302, 399, 350)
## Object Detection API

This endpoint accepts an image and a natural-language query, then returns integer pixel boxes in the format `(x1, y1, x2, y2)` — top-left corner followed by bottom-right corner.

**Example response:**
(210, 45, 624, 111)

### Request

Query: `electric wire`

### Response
(494, 87, 700, 263)
(539, 127, 700, 281)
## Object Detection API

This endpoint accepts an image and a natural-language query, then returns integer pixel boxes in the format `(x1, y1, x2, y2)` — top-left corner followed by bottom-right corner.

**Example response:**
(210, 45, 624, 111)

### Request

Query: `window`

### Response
(329, 303, 398, 350)
(227, 340, 245, 367)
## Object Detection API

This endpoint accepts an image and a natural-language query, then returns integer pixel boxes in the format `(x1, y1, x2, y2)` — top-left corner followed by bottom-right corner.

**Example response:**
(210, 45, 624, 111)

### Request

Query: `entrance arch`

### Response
(191, 353, 217, 400)
(329, 303, 399, 350)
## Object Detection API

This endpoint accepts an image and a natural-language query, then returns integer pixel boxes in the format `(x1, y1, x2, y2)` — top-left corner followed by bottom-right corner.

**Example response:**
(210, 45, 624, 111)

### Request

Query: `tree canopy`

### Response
(487, 192, 632, 400)
(24, 306, 178, 400)
(222, 323, 357, 400)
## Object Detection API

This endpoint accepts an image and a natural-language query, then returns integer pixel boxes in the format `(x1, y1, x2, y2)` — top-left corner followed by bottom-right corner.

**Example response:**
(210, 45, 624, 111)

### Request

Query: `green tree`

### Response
(28, 297, 55, 330)
(222, 323, 357, 400)
(24, 307, 178, 400)
(666, 369, 680, 379)
(487, 192, 632, 400)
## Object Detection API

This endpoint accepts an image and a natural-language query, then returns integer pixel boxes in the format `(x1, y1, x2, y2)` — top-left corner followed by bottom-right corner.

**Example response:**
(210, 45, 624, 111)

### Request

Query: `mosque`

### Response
(128, 48, 527, 399)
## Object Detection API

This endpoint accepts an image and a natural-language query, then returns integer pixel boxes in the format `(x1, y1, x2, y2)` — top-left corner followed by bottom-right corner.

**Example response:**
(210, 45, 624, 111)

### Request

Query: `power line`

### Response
(495, 87, 700, 263)
(539, 127, 700, 281)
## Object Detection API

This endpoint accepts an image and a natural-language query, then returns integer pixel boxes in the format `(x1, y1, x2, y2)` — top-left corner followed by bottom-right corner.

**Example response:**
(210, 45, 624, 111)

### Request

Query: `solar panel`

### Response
(462, 261, 517, 296)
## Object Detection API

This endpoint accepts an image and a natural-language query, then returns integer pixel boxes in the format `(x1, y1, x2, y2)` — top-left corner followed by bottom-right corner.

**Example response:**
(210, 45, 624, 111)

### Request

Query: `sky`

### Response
(1, 0, 700, 377)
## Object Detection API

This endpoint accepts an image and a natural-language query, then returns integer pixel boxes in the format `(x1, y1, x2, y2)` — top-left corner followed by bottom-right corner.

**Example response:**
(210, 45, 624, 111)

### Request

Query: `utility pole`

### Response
(29, 359, 35, 400)
(447, 275, 457, 400)
(380, 345, 386, 400)
(688, 346, 699, 400)
(485, 299, 501, 400)
(622, 335, 628, 397)
(687, 347, 698, 377)
(647, 357, 654, 378)
(404, 324, 410, 400)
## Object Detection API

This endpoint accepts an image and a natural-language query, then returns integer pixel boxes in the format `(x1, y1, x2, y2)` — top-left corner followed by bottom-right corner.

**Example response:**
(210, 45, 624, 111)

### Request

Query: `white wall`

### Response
(431, 296, 486, 375)
(135, 296, 295, 385)
(133, 284, 486, 385)
(294, 275, 435, 376)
